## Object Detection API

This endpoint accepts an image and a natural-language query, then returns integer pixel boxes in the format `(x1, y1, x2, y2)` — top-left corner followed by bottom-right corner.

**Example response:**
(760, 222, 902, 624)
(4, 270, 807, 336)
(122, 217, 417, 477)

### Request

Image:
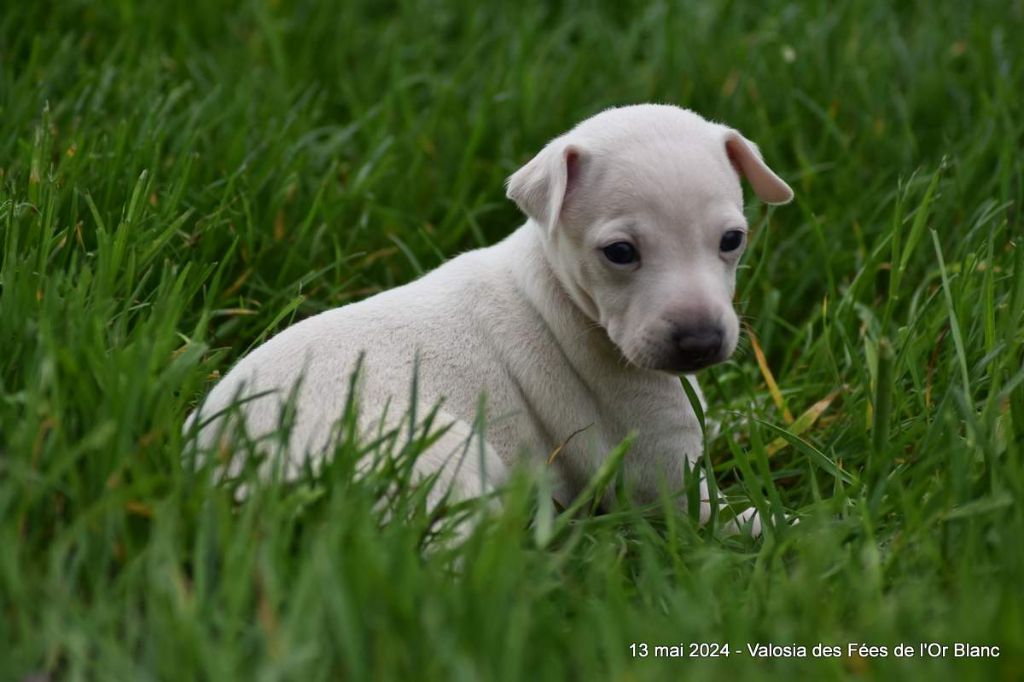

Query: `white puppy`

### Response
(186, 104, 793, 530)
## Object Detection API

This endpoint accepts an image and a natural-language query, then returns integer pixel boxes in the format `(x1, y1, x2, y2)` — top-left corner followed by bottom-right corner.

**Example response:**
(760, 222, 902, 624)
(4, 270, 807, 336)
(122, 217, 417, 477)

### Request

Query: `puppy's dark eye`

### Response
(602, 241, 638, 265)
(719, 230, 745, 253)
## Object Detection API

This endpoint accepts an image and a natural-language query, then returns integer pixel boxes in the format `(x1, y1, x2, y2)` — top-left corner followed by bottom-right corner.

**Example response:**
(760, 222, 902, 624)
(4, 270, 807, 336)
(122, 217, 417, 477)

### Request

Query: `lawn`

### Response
(1, 0, 1022, 679)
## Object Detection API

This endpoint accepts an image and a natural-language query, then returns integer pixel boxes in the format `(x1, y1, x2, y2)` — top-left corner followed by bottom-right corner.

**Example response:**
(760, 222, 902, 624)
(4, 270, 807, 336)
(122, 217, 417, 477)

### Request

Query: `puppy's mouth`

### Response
(653, 352, 729, 374)
(624, 332, 733, 374)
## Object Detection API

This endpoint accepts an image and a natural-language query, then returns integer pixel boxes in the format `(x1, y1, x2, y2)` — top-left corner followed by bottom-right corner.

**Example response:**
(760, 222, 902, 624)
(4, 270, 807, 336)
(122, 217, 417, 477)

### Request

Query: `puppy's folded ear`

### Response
(723, 131, 794, 205)
(506, 141, 583, 230)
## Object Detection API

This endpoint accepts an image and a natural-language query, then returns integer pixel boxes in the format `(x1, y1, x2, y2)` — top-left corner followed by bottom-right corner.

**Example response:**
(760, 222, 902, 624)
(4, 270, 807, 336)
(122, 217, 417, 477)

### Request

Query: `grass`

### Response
(1, 0, 1022, 679)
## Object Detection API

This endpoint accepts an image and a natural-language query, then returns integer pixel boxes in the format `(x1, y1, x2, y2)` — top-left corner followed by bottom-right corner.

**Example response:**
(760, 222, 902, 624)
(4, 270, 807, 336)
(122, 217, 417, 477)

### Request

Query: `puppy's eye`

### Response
(602, 241, 638, 265)
(719, 229, 745, 253)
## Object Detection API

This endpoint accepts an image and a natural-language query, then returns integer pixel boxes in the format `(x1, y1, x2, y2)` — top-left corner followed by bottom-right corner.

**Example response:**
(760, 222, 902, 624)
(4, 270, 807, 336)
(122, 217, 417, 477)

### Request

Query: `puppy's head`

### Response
(506, 104, 793, 373)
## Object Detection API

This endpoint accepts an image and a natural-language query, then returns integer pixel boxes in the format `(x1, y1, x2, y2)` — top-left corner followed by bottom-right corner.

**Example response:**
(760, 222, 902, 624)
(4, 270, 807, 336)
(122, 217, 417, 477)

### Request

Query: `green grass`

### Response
(2, 0, 1023, 679)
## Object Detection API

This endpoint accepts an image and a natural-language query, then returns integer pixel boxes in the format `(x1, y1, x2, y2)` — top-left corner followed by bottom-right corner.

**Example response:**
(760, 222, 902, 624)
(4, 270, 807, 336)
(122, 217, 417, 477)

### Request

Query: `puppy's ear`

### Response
(506, 142, 583, 230)
(724, 131, 794, 205)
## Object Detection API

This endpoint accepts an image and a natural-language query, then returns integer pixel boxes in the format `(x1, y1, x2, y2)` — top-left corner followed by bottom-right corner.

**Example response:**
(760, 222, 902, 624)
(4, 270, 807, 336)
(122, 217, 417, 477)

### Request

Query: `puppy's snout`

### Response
(670, 325, 724, 371)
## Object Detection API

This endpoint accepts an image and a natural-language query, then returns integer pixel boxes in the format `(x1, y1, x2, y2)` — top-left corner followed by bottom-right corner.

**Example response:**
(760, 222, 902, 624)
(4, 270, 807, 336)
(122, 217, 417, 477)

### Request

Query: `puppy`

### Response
(186, 104, 793, 530)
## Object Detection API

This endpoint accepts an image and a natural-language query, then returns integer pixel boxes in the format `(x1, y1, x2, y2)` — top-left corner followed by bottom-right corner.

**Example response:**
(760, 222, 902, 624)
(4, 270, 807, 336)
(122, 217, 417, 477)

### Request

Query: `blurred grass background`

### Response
(1, 0, 1022, 679)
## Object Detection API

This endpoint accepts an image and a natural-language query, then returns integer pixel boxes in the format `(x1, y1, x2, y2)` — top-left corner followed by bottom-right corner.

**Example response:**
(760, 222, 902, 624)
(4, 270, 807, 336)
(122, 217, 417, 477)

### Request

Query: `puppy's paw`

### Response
(724, 507, 801, 538)
(730, 506, 763, 537)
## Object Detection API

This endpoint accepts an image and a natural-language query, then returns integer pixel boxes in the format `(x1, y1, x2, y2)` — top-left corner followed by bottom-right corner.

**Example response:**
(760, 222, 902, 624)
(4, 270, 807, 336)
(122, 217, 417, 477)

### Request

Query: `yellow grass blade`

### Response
(547, 423, 593, 464)
(749, 330, 794, 424)
(765, 388, 842, 456)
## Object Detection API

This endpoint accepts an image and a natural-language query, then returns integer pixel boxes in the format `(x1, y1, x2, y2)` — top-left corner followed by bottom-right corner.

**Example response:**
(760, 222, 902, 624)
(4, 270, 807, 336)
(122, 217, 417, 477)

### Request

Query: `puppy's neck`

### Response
(505, 222, 625, 370)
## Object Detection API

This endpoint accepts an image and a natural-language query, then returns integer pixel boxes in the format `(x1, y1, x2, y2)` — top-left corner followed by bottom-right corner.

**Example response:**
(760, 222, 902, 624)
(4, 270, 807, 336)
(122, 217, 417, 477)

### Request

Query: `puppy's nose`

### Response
(671, 326, 723, 370)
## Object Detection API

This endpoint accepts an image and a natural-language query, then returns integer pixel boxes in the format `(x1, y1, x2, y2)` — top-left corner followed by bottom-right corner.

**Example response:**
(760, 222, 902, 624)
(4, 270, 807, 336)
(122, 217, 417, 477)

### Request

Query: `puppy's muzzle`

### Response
(667, 324, 724, 372)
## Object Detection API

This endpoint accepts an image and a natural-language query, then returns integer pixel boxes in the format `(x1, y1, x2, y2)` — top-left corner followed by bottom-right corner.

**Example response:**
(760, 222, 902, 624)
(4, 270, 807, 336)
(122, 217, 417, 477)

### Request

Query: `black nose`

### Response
(671, 326, 724, 370)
